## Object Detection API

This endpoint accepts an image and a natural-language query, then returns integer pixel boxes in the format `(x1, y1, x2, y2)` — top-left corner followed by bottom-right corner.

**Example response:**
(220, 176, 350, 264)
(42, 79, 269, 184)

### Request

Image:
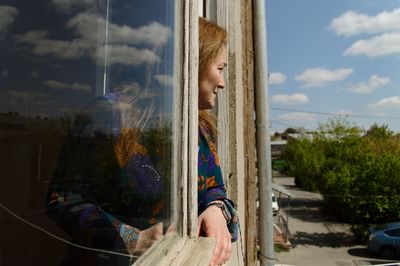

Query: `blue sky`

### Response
(266, 0, 400, 133)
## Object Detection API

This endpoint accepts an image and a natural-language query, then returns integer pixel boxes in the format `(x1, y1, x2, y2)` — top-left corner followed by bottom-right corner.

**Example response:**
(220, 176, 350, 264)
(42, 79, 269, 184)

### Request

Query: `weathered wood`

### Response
(187, 0, 200, 239)
(171, 0, 184, 236)
(241, 0, 259, 265)
(133, 235, 215, 266)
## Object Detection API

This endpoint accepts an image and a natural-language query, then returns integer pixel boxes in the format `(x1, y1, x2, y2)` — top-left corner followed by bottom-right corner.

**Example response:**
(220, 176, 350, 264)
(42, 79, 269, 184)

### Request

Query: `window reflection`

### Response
(0, 0, 175, 265)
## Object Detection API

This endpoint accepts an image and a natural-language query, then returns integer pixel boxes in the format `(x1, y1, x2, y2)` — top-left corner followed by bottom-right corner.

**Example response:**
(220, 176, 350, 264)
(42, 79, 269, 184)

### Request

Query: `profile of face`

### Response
(198, 46, 227, 110)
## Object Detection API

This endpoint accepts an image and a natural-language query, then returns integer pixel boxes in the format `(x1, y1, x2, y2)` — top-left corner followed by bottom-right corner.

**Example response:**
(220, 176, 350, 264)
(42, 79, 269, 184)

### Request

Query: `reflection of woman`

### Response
(197, 17, 238, 266)
(46, 91, 167, 265)
(46, 17, 237, 266)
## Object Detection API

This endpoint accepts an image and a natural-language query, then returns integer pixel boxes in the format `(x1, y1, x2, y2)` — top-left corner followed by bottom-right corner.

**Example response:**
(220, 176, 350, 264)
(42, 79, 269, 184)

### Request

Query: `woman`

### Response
(197, 17, 238, 266)
(46, 17, 237, 266)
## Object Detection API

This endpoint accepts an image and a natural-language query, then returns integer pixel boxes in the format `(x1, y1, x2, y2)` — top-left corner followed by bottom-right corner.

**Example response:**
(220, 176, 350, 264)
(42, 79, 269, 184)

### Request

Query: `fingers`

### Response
(199, 206, 232, 265)
(210, 229, 231, 265)
(152, 222, 163, 240)
(165, 224, 177, 236)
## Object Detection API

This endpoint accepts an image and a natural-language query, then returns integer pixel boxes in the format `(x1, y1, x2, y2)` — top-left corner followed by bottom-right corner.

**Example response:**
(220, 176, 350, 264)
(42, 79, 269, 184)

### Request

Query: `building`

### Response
(0, 1, 274, 265)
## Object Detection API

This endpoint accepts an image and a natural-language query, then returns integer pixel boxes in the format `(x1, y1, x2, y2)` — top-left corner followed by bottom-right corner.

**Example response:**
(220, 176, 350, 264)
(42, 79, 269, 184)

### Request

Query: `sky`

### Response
(266, 0, 400, 133)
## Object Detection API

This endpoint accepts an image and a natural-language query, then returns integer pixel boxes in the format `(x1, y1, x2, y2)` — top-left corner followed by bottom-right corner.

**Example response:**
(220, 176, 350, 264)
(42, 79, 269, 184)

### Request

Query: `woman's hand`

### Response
(198, 204, 232, 265)
(134, 222, 163, 255)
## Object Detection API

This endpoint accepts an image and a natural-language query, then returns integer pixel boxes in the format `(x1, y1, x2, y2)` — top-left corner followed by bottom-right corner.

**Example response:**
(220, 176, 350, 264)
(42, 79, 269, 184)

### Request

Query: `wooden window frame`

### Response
(134, 0, 255, 264)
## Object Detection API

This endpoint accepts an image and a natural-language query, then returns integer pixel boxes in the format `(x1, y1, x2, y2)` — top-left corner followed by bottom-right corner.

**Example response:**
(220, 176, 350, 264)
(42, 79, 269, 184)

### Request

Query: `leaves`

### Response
(282, 121, 400, 225)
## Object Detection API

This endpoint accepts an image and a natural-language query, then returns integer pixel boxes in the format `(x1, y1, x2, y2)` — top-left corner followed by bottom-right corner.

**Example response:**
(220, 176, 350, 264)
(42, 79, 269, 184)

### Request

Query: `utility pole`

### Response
(253, 0, 274, 265)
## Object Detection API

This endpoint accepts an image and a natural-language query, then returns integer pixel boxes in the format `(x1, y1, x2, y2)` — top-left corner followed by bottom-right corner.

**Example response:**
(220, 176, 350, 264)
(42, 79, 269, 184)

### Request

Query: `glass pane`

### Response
(0, 0, 177, 265)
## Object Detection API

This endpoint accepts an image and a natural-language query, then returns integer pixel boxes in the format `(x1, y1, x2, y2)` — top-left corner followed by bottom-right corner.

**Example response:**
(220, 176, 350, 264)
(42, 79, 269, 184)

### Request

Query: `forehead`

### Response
(215, 46, 227, 63)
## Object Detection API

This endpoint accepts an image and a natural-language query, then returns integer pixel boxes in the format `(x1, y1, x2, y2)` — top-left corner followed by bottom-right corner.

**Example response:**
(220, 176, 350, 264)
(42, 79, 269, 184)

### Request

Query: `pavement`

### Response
(272, 176, 400, 266)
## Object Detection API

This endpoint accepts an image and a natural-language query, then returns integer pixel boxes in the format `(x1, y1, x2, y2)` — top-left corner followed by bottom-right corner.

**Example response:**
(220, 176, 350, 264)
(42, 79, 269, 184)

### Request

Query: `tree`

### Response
(365, 123, 393, 140)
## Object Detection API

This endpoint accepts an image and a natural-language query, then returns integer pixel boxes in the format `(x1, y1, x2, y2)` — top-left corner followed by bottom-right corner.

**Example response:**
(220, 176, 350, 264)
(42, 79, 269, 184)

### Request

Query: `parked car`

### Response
(272, 192, 279, 216)
(255, 192, 280, 216)
(367, 222, 400, 260)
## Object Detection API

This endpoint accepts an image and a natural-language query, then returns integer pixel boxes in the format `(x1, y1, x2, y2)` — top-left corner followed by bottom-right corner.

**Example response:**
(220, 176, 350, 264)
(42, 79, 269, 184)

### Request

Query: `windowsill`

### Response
(133, 234, 215, 265)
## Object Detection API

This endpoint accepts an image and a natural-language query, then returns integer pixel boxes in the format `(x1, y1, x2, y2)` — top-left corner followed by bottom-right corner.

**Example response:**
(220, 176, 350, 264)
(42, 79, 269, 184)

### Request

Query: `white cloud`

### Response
(295, 67, 353, 88)
(0, 5, 19, 33)
(346, 75, 390, 94)
(154, 74, 174, 87)
(44, 80, 91, 92)
(271, 93, 309, 105)
(330, 8, 400, 36)
(344, 32, 400, 58)
(369, 96, 400, 109)
(269, 72, 286, 85)
(52, 0, 96, 12)
(278, 112, 317, 121)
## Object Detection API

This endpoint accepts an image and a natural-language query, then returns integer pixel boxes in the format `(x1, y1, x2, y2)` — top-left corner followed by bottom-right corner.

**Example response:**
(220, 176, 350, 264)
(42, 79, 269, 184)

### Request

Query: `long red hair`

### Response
(198, 17, 227, 138)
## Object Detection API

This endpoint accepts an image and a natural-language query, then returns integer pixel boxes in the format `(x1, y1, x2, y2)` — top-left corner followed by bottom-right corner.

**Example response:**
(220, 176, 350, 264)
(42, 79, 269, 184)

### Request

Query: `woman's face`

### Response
(199, 46, 227, 110)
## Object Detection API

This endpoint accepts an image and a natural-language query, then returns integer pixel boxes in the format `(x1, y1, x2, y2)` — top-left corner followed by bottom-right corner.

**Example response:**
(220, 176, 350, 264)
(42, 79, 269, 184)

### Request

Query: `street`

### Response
(273, 176, 400, 266)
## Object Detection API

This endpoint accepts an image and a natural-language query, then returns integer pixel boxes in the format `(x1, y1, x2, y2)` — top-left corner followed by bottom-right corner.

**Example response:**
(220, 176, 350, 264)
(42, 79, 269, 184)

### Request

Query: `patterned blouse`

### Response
(198, 129, 227, 214)
(197, 128, 239, 242)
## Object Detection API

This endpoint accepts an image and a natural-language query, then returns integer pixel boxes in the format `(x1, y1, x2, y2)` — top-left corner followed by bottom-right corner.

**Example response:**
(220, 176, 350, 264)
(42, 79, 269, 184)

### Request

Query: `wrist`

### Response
(207, 201, 232, 222)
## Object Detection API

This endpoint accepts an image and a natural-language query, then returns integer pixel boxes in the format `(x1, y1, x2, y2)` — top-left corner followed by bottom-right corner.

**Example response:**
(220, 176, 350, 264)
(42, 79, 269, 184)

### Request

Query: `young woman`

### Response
(46, 17, 237, 266)
(197, 17, 238, 266)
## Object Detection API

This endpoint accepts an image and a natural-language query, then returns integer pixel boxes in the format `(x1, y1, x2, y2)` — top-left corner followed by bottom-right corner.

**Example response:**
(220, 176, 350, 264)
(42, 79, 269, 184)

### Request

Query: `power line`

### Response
(270, 120, 313, 132)
(270, 107, 400, 120)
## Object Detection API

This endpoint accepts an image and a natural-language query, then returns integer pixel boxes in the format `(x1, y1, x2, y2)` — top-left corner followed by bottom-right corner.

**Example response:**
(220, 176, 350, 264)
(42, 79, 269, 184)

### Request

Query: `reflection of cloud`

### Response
(15, 30, 90, 59)
(16, 12, 171, 66)
(344, 32, 400, 58)
(0, 5, 19, 33)
(31, 71, 39, 79)
(115, 82, 159, 99)
(1, 69, 8, 78)
(271, 93, 308, 105)
(346, 75, 390, 94)
(67, 13, 171, 45)
(44, 80, 91, 92)
(330, 9, 400, 36)
(154, 74, 173, 87)
(52, 0, 96, 12)
(269, 72, 286, 85)
(278, 112, 317, 121)
(8, 90, 51, 100)
(296, 67, 353, 88)
(95, 45, 160, 66)
(369, 96, 400, 109)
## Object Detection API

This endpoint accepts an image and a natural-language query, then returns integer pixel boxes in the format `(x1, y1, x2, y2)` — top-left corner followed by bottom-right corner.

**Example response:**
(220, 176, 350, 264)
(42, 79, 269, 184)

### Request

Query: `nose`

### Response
(218, 75, 225, 89)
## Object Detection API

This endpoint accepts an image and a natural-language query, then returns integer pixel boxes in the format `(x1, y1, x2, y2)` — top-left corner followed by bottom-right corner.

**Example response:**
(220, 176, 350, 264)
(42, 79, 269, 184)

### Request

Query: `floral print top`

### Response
(197, 129, 227, 214)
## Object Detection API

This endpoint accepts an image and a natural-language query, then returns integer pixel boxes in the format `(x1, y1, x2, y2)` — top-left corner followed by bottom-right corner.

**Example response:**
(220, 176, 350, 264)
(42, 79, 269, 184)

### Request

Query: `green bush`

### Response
(282, 121, 400, 233)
